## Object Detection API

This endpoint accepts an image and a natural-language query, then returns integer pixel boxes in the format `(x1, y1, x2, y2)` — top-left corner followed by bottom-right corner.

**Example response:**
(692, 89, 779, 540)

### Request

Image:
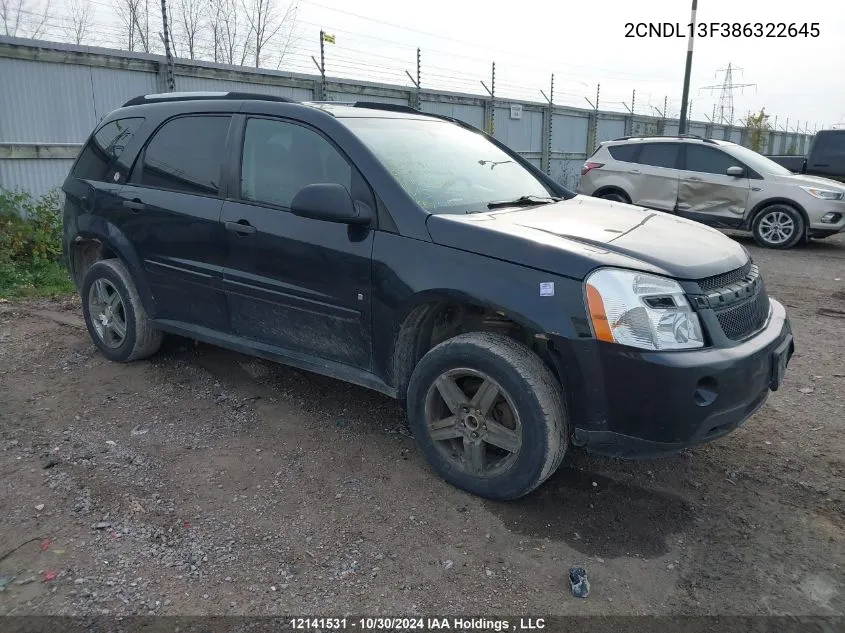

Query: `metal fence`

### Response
(0, 36, 814, 197)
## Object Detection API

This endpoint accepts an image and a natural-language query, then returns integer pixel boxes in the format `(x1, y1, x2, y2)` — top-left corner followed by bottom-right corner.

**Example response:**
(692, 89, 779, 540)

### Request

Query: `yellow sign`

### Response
(322, 33, 336, 44)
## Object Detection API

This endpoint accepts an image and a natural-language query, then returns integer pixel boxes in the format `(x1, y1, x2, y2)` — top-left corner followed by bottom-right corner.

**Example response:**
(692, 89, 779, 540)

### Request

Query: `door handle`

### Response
(225, 220, 257, 235)
(687, 176, 703, 182)
(629, 169, 641, 174)
(123, 199, 146, 211)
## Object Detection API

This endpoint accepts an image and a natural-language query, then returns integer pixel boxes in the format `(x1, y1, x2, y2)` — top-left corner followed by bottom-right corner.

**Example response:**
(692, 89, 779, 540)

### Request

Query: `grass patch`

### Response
(0, 188, 76, 300)
(0, 260, 76, 299)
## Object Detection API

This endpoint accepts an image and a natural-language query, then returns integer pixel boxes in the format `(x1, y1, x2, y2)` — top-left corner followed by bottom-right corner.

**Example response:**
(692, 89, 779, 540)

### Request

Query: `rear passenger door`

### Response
(220, 116, 375, 369)
(118, 115, 232, 330)
(676, 144, 750, 227)
(627, 142, 681, 211)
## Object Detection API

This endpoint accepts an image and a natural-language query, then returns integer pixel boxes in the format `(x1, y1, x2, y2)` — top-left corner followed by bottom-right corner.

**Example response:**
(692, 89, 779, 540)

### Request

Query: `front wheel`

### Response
(752, 205, 804, 249)
(406, 332, 568, 500)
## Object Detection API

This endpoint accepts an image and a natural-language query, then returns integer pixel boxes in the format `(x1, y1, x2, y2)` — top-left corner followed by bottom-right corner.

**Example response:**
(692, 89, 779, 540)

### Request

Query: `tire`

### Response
(599, 190, 629, 203)
(81, 259, 163, 363)
(406, 332, 568, 500)
(751, 204, 805, 249)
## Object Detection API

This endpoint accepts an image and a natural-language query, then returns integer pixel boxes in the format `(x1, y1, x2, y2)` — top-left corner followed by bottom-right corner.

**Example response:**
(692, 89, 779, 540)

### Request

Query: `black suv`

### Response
(62, 92, 795, 500)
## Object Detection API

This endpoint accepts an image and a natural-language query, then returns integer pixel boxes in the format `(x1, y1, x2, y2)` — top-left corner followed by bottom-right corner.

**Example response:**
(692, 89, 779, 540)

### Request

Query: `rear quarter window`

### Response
(73, 117, 144, 182)
(608, 144, 639, 162)
(815, 132, 845, 158)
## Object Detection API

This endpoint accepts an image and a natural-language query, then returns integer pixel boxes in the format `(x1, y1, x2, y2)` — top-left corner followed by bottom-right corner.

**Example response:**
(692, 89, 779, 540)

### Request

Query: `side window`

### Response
(637, 143, 679, 168)
(608, 144, 639, 162)
(240, 118, 353, 209)
(73, 117, 144, 181)
(140, 116, 230, 196)
(684, 145, 742, 175)
(815, 132, 845, 158)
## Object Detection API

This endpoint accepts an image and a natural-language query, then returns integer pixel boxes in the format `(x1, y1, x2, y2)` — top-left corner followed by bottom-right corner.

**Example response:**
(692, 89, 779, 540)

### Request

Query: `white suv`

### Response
(577, 136, 845, 249)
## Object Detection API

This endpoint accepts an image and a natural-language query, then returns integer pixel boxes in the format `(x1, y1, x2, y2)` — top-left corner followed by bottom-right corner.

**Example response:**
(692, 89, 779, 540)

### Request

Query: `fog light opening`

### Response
(694, 377, 718, 407)
(820, 212, 842, 224)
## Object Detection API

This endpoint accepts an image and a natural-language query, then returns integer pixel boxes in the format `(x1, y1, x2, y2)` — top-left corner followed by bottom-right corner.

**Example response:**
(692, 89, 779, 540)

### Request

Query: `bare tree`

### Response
(241, 0, 282, 68)
(113, 0, 150, 52)
(174, 0, 203, 59)
(65, 0, 91, 45)
(211, 0, 250, 65)
(208, 0, 222, 62)
(274, 1, 299, 69)
(1, 0, 52, 38)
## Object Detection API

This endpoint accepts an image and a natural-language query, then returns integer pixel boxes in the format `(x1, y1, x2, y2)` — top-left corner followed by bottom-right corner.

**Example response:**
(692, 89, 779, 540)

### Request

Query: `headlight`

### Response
(800, 186, 844, 200)
(585, 268, 704, 350)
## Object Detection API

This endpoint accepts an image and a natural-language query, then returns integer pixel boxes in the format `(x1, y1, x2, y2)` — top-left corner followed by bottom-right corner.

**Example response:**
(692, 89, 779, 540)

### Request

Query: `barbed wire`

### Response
(0, 1, 821, 129)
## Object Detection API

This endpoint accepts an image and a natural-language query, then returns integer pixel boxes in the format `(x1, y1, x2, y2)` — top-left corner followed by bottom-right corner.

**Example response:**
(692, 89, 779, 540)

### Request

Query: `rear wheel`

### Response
(752, 204, 804, 249)
(598, 190, 630, 203)
(81, 259, 163, 362)
(406, 332, 568, 500)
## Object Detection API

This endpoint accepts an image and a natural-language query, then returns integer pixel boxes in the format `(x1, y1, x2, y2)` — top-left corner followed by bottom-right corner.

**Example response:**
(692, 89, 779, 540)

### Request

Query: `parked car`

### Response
(578, 135, 845, 249)
(62, 93, 794, 500)
(767, 129, 845, 183)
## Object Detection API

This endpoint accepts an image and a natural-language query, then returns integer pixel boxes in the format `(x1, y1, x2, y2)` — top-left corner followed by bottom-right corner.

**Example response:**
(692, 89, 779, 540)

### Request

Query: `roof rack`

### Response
(122, 91, 295, 107)
(610, 134, 718, 144)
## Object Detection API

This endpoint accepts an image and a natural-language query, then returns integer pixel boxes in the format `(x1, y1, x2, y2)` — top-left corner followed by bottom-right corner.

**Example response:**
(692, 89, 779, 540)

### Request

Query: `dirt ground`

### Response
(0, 233, 843, 618)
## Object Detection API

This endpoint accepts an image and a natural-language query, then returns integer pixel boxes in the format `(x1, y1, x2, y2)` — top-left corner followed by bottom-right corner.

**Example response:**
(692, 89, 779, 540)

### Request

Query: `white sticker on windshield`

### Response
(540, 282, 555, 297)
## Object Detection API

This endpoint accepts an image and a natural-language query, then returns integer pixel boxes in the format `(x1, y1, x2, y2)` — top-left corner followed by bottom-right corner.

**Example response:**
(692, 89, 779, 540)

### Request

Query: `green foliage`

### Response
(0, 188, 75, 299)
(745, 108, 771, 153)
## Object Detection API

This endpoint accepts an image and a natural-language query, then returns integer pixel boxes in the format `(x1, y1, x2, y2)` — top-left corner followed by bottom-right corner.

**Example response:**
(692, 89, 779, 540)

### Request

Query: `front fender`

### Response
(371, 232, 593, 385)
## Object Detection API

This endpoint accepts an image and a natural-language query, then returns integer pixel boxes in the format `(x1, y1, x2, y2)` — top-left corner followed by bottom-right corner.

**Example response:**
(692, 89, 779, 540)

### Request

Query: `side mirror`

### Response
(290, 183, 372, 226)
(726, 166, 745, 177)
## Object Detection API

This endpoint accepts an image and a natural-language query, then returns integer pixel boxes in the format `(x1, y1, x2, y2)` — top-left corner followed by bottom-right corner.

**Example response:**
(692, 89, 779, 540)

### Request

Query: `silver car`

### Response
(577, 136, 845, 249)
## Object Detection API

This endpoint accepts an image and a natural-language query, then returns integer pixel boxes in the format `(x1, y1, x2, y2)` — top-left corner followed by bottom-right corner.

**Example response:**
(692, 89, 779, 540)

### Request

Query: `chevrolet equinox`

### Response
(62, 93, 795, 500)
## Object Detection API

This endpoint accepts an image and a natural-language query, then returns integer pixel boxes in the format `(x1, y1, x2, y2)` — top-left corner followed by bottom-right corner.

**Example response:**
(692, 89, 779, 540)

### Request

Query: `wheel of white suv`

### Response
(752, 204, 805, 249)
(406, 332, 568, 500)
(81, 259, 163, 362)
(599, 191, 630, 203)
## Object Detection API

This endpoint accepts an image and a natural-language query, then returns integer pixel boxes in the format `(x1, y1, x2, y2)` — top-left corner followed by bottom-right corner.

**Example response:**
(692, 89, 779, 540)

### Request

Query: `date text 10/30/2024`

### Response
(289, 618, 546, 630)
(625, 22, 820, 38)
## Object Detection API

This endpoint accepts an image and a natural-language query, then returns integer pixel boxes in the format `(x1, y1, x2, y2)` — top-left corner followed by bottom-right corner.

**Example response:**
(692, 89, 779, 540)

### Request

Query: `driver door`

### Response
(220, 115, 376, 369)
(676, 144, 750, 226)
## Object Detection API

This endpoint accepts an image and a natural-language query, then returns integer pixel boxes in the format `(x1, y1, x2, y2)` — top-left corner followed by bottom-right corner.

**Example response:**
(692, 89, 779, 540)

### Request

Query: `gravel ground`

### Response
(0, 233, 843, 617)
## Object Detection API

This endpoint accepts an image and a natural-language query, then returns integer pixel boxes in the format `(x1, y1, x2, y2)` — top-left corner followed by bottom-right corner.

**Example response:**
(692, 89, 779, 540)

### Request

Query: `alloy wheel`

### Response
(423, 368, 523, 478)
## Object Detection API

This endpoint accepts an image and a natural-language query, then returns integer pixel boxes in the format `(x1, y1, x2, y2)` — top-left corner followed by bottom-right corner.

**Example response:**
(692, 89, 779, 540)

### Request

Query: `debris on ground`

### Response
(569, 566, 590, 599)
(42, 570, 58, 582)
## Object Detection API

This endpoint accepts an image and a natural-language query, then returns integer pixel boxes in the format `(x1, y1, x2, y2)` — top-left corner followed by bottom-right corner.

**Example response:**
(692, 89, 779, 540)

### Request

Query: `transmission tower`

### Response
(700, 63, 756, 126)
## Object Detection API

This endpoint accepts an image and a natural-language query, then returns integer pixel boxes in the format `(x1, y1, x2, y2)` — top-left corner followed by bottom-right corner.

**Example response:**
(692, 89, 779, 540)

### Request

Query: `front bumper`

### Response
(553, 299, 794, 459)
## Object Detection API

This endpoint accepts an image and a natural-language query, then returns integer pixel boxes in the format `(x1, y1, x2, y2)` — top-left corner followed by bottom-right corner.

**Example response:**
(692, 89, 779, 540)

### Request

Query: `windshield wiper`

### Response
(486, 195, 562, 210)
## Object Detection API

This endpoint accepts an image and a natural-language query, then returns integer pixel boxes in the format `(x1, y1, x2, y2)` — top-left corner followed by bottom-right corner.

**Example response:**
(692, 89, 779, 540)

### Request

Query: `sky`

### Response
(26, 0, 845, 129)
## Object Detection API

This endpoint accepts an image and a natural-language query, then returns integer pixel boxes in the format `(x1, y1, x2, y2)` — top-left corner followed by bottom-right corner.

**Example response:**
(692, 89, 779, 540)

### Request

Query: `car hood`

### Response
(769, 172, 845, 191)
(426, 195, 749, 281)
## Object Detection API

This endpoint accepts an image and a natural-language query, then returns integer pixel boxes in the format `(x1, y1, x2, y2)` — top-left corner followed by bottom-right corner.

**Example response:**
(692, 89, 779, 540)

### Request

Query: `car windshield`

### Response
(342, 117, 557, 213)
(725, 144, 794, 176)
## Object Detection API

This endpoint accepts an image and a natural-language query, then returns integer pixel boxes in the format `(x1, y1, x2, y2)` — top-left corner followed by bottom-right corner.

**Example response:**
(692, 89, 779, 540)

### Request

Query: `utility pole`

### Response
(480, 62, 496, 136)
(312, 31, 333, 100)
(678, 0, 697, 134)
(160, 0, 175, 91)
(540, 74, 555, 175)
(405, 48, 422, 109)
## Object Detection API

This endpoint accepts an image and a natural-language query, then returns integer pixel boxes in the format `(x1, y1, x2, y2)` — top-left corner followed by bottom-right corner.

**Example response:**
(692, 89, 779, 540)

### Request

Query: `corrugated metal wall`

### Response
(0, 36, 815, 198)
